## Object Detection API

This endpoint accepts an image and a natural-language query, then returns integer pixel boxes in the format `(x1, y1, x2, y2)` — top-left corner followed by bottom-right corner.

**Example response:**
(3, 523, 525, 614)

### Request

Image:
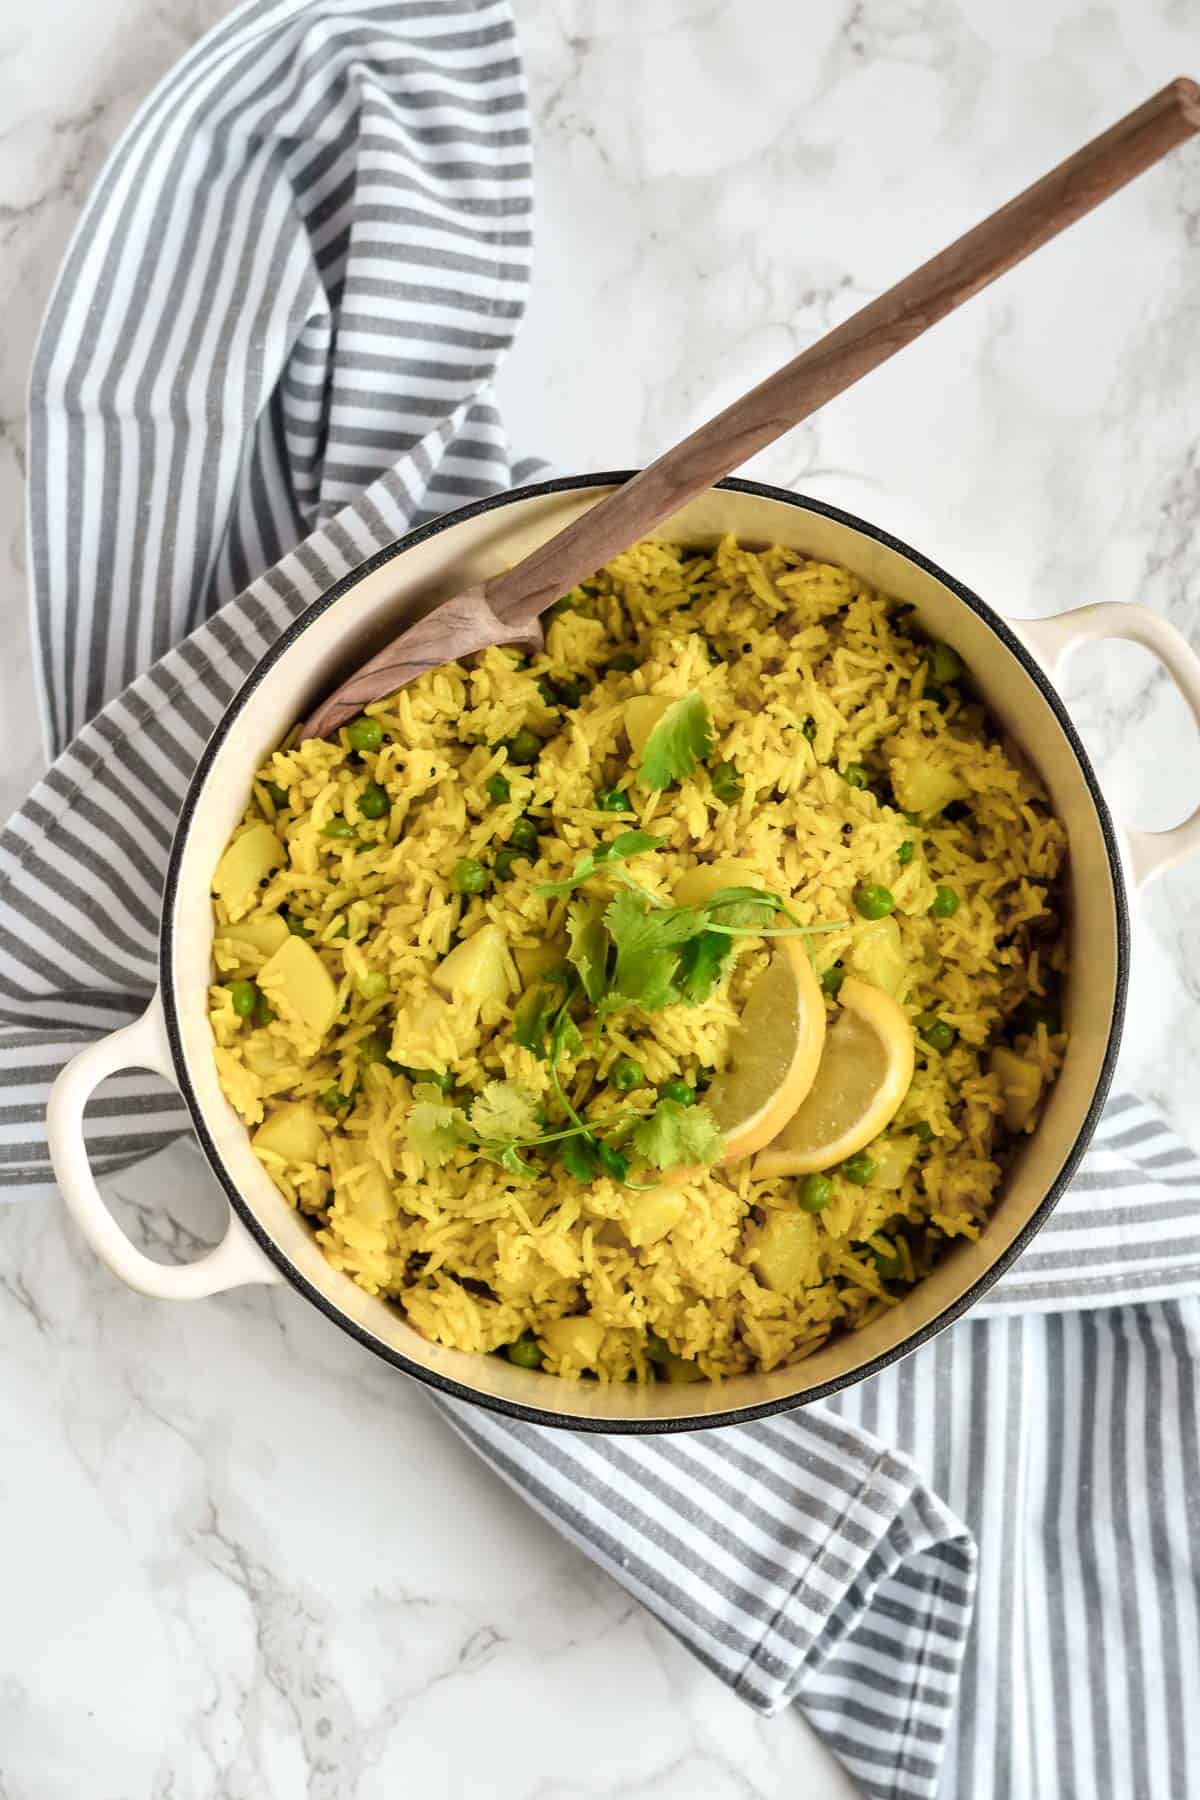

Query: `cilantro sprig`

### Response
(536, 830, 666, 901)
(412, 826, 845, 1186)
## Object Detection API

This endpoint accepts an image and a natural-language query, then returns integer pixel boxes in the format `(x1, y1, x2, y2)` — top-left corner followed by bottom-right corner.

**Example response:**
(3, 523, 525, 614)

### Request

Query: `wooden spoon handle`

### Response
(486, 76, 1200, 627)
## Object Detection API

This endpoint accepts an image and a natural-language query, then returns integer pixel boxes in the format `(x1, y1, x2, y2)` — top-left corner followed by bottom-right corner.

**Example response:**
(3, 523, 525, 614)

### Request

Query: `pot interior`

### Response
(167, 480, 1123, 1429)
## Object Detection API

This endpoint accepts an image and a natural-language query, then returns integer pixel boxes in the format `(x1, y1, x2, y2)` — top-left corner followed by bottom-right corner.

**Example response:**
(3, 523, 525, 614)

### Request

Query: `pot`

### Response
(46, 476, 1200, 1432)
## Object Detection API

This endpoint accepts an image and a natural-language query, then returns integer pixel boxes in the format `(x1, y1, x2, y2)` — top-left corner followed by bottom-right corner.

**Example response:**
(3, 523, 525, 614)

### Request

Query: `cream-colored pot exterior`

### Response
(47, 478, 1200, 1431)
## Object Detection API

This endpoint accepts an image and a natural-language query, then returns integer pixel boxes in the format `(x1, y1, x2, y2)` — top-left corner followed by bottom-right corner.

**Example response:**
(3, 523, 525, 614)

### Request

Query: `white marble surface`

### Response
(2, 2, 1199, 1795)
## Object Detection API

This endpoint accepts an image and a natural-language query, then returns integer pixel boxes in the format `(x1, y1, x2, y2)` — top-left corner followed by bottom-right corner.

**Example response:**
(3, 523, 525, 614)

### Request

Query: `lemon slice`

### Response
(753, 976, 915, 1177)
(703, 937, 827, 1164)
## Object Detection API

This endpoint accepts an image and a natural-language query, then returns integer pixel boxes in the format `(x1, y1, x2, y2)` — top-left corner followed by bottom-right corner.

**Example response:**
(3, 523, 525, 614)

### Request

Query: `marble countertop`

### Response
(2, 2, 1198, 1795)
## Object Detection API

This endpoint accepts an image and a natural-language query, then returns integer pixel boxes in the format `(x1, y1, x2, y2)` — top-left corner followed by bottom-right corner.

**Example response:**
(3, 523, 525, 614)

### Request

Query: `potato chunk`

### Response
(888, 760, 967, 820)
(253, 1101, 322, 1164)
(542, 1315, 605, 1368)
(626, 1186, 686, 1248)
(433, 923, 515, 1007)
(872, 1136, 917, 1190)
(212, 823, 284, 916)
(752, 1210, 820, 1298)
(330, 1137, 393, 1221)
(990, 1046, 1044, 1132)
(217, 914, 290, 959)
(624, 694, 674, 757)
(846, 916, 907, 999)
(258, 935, 340, 1043)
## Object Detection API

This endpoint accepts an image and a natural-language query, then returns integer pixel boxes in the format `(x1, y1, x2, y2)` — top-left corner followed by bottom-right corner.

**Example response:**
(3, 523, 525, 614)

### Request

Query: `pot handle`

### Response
(47, 997, 282, 1299)
(1019, 601, 1200, 887)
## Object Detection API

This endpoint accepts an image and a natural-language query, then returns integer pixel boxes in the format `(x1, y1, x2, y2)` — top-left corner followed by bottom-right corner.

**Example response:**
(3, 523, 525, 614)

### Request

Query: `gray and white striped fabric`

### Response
(6, 3, 1200, 1794)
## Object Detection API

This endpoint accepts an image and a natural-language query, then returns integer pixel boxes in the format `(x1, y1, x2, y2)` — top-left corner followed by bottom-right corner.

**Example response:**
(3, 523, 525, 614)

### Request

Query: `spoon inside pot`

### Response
(301, 76, 1200, 741)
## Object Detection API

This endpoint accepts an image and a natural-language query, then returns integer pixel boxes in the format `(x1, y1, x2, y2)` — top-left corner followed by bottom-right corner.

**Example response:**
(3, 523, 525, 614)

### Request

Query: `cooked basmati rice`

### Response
(208, 536, 1067, 1383)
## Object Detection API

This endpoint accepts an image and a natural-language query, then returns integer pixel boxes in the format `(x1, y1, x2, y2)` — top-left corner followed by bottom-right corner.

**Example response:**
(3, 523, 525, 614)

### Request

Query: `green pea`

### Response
(854, 883, 895, 920)
(402, 1067, 454, 1093)
(357, 782, 389, 820)
(925, 641, 964, 685)
(930, 885, 960, 919)
(359, 1029, 392, 1066)
(265, 780, 289, 809)
(659, 1079, 695, 1108)
(919, 1016, 956, 1053)
(229, 980, 258, 1018)
(595, 1141, 630, 1183)
(506, 1332, 544, 1369)
(356, 970, 389, 999)
(644, 1330, 671, 1365)
(798, 1172, 833, 1213)
(507, 817, 540, 854)
(802, 716, 817, 741)
(863, 1239, 905, 1281)
(595, 787, 632, 813)
(925, 686, 947, 706)
(841, 1152, 878, 1186)
(506, 727, 542, 765)
(555, 676, 586, 708)
(284, 910, 311, 938)
(710, 760, 743, 804)
(844, 763, 871, 790)
(346, 715, 383, 754)
(485, 773, 510, 804)
(610, 1056, 645, 1093)
(323, 818, 357, 840)
(820, 962, 845, 998)
(451, 857, 488, 896)
(897, 840, 916, 866)
(253, 991, 275, 1029)
(494, 847, 528, 882)
(321, 1086, 349, 1115)
(606, 651, 639, 674)
(913, 1121, 935, 1143)
(537, 676, 559, 706)
(559, 1136, 599, 1182)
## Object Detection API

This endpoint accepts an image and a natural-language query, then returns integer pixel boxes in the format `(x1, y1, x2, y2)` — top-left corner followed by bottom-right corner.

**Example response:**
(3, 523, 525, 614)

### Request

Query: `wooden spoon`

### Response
(301, 77, 1200, 740)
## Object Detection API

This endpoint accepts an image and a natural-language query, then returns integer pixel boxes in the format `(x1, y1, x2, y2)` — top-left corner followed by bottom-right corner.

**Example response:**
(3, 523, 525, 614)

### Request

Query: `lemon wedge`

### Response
(703, 936, 827, 1164)
(753, 976, 915, 1177)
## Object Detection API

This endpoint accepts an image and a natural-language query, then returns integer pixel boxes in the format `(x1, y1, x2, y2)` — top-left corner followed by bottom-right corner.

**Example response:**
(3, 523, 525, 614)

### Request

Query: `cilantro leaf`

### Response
(512, 984, 559, 1058)
(603, 829, 663, 862)
(469, 1080, 542, 1144)
(676, 929, 733, 1005)
(639, 693, 713, 790)
(566, 899, 609, 1004)
(492, 1144, 538, 1180)
(603, 891, 708, 1012)
(513, 980, 580, 1060)
(559, 1136, 600, 1182)
(407, 1099, 469, 1168)
(704, 886, 782, 928)
(536, 831, 666, 900)
(631, 1098, 724, 1171)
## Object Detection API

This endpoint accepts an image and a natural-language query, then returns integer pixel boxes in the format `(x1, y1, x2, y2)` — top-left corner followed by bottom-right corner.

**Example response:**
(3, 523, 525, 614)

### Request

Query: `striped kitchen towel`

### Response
(5, 2, 1200, 1794)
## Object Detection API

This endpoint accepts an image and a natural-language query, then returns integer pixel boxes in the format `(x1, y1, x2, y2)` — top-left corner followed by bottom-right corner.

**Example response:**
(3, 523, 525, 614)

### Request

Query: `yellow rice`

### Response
(208, 536, 1068, 1383)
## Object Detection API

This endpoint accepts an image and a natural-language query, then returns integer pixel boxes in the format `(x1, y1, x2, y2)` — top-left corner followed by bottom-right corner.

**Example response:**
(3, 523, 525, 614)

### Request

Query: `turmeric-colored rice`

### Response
(208, 536, 1067, 1383)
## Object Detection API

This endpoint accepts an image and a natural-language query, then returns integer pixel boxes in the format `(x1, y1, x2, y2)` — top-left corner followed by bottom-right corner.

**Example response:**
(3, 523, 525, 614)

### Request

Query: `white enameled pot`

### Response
(46, 477, 1200, 1432)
